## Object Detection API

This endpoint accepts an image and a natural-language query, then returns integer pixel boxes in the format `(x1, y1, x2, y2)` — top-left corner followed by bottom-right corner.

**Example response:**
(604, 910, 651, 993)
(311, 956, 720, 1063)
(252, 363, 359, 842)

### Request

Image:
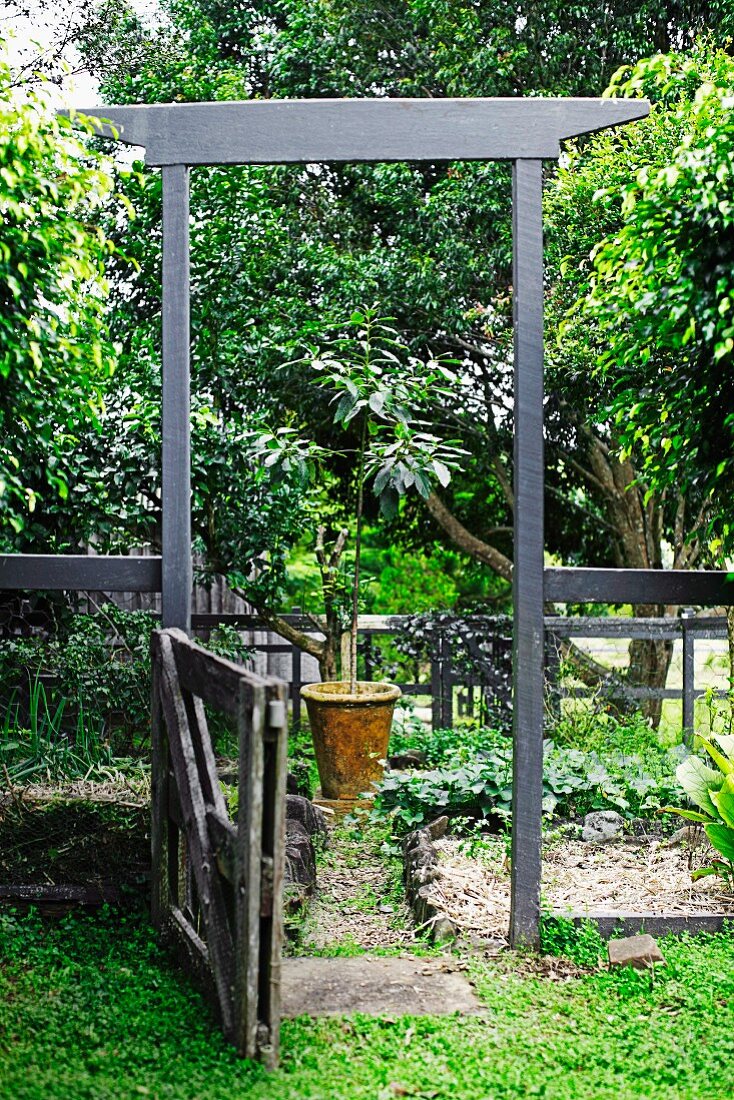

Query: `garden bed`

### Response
(0, 780, 150, 908)
(422, 834, 734, 942)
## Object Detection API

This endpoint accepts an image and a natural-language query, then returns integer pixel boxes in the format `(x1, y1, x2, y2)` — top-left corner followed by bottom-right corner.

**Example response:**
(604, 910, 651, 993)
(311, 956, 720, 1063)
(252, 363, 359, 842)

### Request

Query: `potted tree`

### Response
(249, 308, 465, 802)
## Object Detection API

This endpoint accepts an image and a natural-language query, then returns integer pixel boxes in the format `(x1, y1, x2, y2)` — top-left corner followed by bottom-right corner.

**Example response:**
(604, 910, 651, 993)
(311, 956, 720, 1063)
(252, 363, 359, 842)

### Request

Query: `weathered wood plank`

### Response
(509, 158, 544, 951)
(74, 98, 649, 165)
(233, 680, 266, 1059)
(0, 554, 161, 592)
(167, 905, 219, 1011)
(549, 912, 734, 939)
(0, 884, 119, 907)
(544, 616, 682, 639)
(165, 628, 259, 717)
(158, 635, 236, 1035)
(206, 807, 237, 885)
(545, 567, 734, 605)
(256, 687, 289, 1068)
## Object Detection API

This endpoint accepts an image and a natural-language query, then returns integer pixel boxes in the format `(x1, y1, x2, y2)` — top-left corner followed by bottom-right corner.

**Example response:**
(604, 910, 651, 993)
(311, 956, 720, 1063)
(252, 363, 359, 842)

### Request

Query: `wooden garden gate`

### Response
(151, 628, 288, 1065)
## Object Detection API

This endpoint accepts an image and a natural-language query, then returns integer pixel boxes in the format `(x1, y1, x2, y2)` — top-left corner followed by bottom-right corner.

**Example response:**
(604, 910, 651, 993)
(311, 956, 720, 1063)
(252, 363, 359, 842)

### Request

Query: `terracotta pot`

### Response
(301, 681, 401, 800)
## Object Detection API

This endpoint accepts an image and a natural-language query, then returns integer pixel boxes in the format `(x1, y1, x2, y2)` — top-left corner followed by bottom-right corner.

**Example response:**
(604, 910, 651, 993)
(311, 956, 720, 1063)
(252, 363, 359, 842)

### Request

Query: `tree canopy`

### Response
(578, 45, 734, 557)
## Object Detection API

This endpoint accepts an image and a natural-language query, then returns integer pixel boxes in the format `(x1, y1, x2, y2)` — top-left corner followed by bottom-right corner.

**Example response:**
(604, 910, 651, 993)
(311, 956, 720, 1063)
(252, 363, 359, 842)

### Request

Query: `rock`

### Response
(284, 819, 316, 895)
(426, 815, 449, 840)
(388, 749, 428, 771)
(608, 934, 665, 970)
(582, 810, 624, 844)
(407, 839, 438, 874)
(664, 825, 708, 849)
(432, 916, 458, 945)
(286, 794, 328, 844)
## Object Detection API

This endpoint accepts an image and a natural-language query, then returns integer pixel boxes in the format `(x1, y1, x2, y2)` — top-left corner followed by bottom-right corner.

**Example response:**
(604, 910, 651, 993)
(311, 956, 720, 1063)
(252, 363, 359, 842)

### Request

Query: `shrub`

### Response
(0, 610, 254, 761)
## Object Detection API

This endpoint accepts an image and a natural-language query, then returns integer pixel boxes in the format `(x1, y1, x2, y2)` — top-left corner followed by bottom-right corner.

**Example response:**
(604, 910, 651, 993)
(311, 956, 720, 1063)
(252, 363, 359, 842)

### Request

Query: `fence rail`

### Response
(545, 611, 729, 742)
(189, 613, 512, 731)
(2, 588, 730, 737)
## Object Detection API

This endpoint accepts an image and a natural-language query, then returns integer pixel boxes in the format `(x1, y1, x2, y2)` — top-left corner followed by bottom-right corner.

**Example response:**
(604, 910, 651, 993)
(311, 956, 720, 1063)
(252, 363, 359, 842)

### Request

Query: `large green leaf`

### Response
(675, 756, 724, 818)
(712, 734, 734, 765)
(699, 736, 734, 776)
(660, 806, 712, 824)
(704, 823, 734, 864)
(710, 775, 734, 829)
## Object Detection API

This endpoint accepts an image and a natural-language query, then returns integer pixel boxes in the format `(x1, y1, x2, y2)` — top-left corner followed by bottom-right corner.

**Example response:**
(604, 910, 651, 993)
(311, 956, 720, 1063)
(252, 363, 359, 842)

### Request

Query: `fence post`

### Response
(509, 157, 544, 950)
(291, 644, 302, 731)
(431, 642, 442, 731)
(161, 164, 192, 633)
(545, 630, 562, 723)
(681, 607, 695, 746)
(441, 633, 453, 728)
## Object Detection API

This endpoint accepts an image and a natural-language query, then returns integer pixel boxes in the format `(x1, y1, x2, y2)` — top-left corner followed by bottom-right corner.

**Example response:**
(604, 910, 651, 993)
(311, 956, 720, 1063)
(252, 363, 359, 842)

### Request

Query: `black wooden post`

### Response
(291, 644, 302, 731)
(441, 633, 453, 729)
(509, 159, 545, 949)
(545, 630, 562, 722)
(431, 643, 442, 731)
(161, 165, 192, 632)
(681, 607, 695, 746)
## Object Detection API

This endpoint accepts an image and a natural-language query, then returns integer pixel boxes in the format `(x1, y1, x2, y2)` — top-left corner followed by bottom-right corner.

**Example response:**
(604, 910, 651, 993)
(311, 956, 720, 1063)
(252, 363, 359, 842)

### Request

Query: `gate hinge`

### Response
(266, 698, 286, 733)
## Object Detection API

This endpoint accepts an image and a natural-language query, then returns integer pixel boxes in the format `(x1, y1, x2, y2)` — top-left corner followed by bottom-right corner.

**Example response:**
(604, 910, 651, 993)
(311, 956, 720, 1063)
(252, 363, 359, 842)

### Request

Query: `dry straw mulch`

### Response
(0, 775, 150, 810)
(423, 835, 734, 943)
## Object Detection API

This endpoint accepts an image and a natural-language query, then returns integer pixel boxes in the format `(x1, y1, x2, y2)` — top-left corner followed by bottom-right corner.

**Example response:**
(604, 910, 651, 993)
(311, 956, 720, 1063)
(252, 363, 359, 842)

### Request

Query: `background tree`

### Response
(570, 43, 734, 677)
(41, 5, 734, 715)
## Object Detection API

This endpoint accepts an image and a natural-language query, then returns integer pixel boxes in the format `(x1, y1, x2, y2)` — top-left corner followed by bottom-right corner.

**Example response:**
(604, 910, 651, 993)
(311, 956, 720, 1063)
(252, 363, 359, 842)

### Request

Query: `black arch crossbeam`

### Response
(72, 97, 648, 165)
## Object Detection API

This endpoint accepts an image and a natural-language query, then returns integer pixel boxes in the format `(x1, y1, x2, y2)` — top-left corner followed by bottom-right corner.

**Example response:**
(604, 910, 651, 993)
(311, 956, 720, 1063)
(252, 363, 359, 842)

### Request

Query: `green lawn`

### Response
(1, 907, 732, 1100)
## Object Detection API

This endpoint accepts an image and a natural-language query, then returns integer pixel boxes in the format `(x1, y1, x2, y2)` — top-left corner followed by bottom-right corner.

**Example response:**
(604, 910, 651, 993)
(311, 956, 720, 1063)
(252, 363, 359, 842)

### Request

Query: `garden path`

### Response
(299, 817, 413, 953)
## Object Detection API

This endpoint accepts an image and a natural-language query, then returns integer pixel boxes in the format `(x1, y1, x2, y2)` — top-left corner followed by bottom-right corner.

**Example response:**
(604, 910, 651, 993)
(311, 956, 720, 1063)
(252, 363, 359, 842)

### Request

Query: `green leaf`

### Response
(675, 755, 723, 817)
(691, 865, 718, 881)
(704, 822, 734, 863)
(710, 775, 734, 828)
(659, 806, 712, 823)
(699, 736, 734, 776)
(432, 460, 452, 488)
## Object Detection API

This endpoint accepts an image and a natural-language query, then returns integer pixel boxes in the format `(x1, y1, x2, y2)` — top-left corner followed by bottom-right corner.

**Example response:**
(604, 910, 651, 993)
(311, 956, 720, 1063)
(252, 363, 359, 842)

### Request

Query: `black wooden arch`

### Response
(6, 95, 733, 947)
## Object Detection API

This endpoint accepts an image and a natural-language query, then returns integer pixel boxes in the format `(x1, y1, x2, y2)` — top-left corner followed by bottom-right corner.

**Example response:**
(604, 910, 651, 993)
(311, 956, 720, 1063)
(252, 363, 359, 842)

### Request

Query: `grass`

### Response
(1, 906, 733, 1099)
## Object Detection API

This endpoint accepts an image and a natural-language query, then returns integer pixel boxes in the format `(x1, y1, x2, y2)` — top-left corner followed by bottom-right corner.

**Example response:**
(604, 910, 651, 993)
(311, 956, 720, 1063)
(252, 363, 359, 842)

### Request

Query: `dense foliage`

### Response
(575, 45, 734, 553)
(0, 610, 253, 773)
(378, 720, 684, 830)
(0, 41, 129, 548)
(65, 4, 733, 617)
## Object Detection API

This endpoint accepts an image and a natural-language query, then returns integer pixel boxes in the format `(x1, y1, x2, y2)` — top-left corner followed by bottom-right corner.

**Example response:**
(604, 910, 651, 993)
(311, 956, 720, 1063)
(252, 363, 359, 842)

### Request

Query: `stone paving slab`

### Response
(281, 955, 483, 1018)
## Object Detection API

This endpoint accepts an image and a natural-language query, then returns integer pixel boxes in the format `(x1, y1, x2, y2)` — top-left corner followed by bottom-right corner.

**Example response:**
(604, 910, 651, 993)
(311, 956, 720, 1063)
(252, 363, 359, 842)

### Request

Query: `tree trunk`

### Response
(319, 637, 338, 683)
(627, 618, 674, 729)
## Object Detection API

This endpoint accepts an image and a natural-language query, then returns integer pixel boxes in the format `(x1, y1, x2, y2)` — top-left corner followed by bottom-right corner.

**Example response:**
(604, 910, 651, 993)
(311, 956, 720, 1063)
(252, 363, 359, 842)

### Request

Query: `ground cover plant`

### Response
(1, 905, 733, 1100)
(377, 717, 685, 831)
